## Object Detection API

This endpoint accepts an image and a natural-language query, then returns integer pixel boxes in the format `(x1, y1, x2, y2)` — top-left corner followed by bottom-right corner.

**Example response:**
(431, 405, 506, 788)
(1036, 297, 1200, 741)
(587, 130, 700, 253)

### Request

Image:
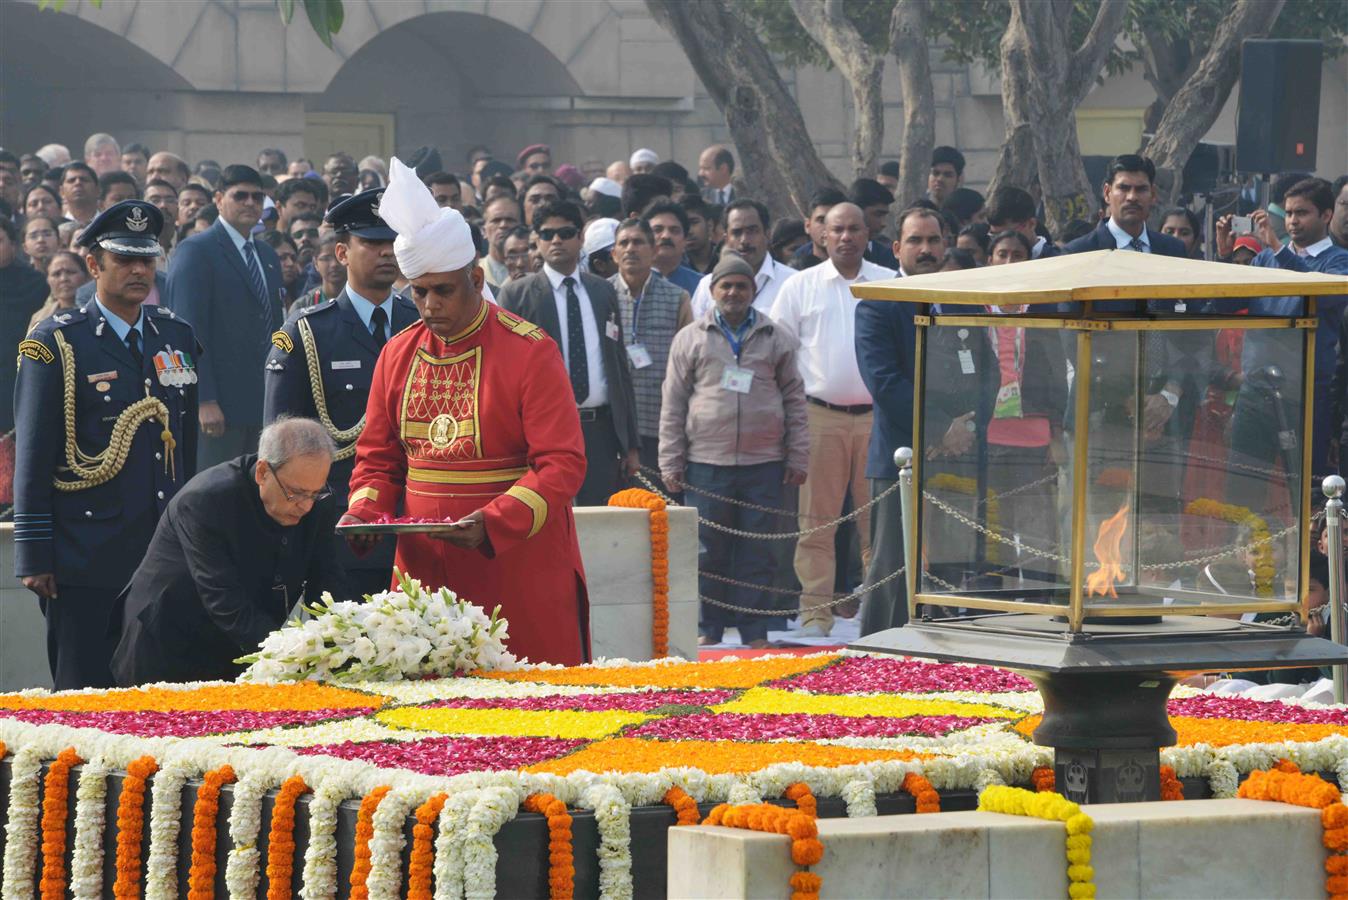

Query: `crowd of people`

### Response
(2, 129, 1348, 687)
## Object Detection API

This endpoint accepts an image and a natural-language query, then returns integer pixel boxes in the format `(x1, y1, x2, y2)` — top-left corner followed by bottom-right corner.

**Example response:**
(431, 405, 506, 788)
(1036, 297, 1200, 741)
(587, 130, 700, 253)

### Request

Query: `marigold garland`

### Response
(978, 786, 1096, 899)
(1159, 765, 1184, 801)
(785, 782, 818, 818)
(1185, 498, 1275, 596)
(406, 791, 448, 900)
(347, 784, 392, 900)
(185, 763, 236, 900)
(663, 786, 701, 825)
(263, 774, 308, 900)
(38, 745, 82, 900)
(1032, 765, 1056, 792)
(608, 488, 670, 657)
(524, 791, 575, 900)
(1238, 764, 1348, 898)
(901, 771, 942, 813)
(704, 800, 823, 900)
(112, 755, 158, 899)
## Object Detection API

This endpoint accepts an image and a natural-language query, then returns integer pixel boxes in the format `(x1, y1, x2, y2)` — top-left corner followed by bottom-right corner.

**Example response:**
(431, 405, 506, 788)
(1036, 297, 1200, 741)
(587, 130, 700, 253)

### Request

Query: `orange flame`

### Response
(1085, 505, 1130, 599)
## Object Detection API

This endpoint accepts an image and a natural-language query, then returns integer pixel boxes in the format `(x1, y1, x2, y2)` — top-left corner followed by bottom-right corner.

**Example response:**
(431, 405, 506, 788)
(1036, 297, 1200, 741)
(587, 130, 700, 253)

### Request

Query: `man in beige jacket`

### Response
(660, 253, 808, 646)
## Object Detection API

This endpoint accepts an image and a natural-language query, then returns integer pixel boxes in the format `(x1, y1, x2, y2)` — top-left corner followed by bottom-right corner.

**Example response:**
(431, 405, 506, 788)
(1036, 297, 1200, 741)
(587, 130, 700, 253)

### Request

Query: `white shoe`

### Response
(796, 622, 832, 638)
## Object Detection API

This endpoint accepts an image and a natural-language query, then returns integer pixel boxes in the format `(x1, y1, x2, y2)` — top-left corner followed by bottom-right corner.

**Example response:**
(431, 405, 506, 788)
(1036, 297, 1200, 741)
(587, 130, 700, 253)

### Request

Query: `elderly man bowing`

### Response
(111, 418, 351, 685)
(339, 158, 590, 665)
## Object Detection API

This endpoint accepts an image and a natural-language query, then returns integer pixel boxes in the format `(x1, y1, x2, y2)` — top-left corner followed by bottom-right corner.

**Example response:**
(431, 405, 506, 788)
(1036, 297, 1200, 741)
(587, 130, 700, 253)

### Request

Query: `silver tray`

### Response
(336, 521, 473, 535)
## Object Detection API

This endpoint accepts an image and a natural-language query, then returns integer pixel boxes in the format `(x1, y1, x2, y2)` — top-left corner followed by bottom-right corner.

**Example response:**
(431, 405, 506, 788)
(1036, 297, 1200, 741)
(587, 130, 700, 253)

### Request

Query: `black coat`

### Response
(1062, 222, 1190, 313)
(0, 261, 52, 431)
(111, 454, 350, 685)
(167, 222, 284, 426)
(497, 270, 640, 453)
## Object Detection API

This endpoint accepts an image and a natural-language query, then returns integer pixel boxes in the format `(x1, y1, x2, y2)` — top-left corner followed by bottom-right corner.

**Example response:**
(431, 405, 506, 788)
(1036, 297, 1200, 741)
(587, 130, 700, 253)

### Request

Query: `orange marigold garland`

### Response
(263, 774, 309, 900)
(348, 784, 393, 900)
(1031, 765, 1056, 792)
(901, 772, 941, 812)
(407, 792, 448, 900)
(38, 746, 82, 900)
(112, 755, 158, 899)
(785, 782, 818, 818)
(524, 791, 575, 900)
(186, 763, 236, 900)
(1238, 763, 1348, 899)
(1159, 765, 1184, 800)
(663, 786, 701, 825)
(704, 800, 823, 900)
(608, 488, 670, 657)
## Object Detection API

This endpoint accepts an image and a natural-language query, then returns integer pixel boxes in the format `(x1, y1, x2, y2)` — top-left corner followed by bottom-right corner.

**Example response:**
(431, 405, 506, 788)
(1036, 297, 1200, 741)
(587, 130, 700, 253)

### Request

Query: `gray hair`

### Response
(84, 133, 120, 157)
(257, 416, 336, 469)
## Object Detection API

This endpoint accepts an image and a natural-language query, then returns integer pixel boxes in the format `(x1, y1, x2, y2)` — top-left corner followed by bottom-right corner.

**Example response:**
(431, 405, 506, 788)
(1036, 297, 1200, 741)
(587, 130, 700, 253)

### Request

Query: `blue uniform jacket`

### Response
(855, 292, 920, 480)
(262, 290, 420, 498)
(167, 221, 284, 427)
(13, 301, 200, 587)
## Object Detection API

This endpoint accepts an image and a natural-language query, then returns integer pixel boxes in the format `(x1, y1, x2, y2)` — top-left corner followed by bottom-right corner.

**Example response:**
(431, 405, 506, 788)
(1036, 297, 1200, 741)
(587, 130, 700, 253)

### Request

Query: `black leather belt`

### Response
(807, 396, 873, 415)
(577, 405, 611, 422)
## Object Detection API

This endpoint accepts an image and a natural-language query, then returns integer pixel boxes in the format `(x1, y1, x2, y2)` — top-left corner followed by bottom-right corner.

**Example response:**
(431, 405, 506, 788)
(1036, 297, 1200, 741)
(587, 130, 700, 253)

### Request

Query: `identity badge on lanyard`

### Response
(625, 289, 653, 368)
(717, 314, 753, 393)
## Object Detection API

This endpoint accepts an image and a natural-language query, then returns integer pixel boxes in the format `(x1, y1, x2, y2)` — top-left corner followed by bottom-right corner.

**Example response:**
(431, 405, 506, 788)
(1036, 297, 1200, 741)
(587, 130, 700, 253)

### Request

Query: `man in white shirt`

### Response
(770, 203, 896, 637)
(690, 199, 794, 319)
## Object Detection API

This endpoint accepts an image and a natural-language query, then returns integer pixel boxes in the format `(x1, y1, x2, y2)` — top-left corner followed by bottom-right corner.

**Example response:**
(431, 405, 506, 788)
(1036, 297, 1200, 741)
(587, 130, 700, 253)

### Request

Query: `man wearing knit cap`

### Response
(340, 158, 591, 665)
(630, 148, 659, 175)
(517, 144, 552, 175)
(661, 253, 808, 646)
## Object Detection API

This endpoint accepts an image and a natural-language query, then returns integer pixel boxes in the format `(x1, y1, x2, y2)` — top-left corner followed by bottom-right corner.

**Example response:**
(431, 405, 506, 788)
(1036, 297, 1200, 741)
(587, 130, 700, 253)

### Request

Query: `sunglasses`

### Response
(228, 190, 266, 204)
(537, 226, 578, 242)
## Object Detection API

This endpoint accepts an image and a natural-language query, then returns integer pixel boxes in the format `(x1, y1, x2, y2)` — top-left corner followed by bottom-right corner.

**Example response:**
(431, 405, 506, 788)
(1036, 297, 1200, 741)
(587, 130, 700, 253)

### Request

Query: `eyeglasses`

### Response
(268, 467, 332, 504)
(537, 226, 578, 242)
(228, 190, 266, 204)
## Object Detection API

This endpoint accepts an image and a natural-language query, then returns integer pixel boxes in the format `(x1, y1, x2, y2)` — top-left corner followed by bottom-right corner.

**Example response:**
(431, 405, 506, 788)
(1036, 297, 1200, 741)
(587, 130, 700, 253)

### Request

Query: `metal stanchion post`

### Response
(895, 447, 916, 614)
(1323, 475, 1347, 704)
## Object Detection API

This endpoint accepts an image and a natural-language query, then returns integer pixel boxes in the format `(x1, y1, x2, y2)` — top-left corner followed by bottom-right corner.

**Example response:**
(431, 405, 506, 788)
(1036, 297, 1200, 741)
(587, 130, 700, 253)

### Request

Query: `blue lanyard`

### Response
(630, 282, 646, 342)
(715, 309, 754, 360)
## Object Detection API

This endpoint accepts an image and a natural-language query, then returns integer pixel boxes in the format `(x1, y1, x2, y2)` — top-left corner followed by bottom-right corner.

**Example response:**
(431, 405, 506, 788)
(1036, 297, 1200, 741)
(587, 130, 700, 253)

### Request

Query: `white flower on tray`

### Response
(236, 569, 517, 683)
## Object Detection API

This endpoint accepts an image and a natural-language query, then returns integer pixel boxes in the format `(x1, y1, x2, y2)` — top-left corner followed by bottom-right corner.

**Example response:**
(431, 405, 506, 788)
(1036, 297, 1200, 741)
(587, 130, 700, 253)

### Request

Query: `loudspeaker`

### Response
(1236, 39, 1322, 175)
(1181, 142, 1234, 195)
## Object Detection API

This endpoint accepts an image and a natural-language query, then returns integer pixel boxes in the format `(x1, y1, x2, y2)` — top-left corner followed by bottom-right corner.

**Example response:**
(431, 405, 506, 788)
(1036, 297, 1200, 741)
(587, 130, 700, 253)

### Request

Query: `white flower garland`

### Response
(433, 791, 477, 900)
(299, 778, 349, 900)
(726, 782, 760, 805)
(462, 786, 520, 900)
(367, 787, 417, 900)
(225, 770, 273, 900)
(69, 755, 110, 900)
(144, 763, 190, 900)
(2, 744, 44, 900)
(842, 777, 878, 818)
(582, 783, 633, 900)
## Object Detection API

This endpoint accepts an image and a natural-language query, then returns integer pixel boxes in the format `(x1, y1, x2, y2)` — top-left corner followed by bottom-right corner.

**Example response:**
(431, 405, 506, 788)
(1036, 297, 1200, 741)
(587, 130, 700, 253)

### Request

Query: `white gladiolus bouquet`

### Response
(237, 569, 518, 682)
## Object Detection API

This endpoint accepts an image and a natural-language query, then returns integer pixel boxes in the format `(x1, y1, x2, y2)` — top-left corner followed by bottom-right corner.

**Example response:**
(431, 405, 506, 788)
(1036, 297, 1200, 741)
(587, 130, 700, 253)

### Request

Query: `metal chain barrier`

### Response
(699, 565, 906, 616)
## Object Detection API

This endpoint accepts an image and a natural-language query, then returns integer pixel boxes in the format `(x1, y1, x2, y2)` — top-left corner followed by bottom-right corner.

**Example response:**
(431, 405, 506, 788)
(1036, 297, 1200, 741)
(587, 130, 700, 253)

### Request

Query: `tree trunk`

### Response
(1143, 0, 1285, 205)
(987, 26, 1038, 202)
(789, 0, 884, 178)
(995, 0, 1128, 237)
(1137, 22, 1194, 134)
(888, 0, 935, 209)
(646, 0, 840, 221)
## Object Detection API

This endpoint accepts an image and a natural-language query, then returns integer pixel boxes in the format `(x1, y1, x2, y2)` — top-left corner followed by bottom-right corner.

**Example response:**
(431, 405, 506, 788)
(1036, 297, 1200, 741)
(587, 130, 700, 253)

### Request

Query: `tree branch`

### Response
(888, 0, 935, 208)
(1066, 0, 1129, 107)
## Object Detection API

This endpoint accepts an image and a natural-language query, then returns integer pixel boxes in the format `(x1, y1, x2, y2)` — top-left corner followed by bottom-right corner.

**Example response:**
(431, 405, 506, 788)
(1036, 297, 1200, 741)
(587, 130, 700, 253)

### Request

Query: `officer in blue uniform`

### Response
(263, 188, 418, 596)
(14, 200, 200, 689)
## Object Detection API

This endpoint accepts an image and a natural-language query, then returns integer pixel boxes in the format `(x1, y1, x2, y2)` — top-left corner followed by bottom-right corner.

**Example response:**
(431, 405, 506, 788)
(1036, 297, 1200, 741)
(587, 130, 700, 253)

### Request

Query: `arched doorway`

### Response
(0, 3, 193, 156)
(307, 11, 583, 174)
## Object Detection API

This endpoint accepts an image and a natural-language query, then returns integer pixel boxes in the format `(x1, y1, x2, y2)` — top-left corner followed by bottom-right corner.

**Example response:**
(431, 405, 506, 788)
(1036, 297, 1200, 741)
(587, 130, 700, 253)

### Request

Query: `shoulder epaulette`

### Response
(496, 309, 545, 342)
(391, 319, 421, 340)
(299, 299, 336, 316)
(151, 306, 178, 318)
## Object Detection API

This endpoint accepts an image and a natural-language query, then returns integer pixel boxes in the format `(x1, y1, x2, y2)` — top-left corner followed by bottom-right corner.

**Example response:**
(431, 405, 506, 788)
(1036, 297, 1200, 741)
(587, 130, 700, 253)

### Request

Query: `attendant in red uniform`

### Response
(340, 158, 589, 664)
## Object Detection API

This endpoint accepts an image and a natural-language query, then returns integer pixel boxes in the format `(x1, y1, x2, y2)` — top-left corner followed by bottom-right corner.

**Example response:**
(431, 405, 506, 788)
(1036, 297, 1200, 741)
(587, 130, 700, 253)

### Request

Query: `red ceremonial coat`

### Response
(346, 300, 589, 665)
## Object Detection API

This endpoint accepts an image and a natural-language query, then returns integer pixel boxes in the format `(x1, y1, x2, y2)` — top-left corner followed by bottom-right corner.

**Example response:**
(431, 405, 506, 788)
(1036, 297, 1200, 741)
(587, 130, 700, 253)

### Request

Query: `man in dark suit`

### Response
(263, 188, 419, 596)
(1063, 154, 1188, 262)
(168, 164, 284, 469)
(498, 199, 640, 505)
(111, 418, 350, 685)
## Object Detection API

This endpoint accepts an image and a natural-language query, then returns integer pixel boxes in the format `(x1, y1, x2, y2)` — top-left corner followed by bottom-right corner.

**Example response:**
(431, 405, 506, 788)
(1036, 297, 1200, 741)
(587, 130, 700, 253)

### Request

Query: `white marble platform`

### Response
(667, 799, 1324, 899)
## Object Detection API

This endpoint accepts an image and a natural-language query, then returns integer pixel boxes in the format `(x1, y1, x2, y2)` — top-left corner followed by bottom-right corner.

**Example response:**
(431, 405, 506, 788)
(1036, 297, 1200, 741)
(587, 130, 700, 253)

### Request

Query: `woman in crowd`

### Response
(21, 216, 60, 274)
(956, 222, 990, 266)
(1161, 207, 1204, 259)
(26, 250, 89, 335)
(23, 182, 61, 222)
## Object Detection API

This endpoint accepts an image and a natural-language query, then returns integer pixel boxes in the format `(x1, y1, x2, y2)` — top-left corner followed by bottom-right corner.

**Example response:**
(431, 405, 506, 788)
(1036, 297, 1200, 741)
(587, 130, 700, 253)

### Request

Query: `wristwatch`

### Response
(1159, 389, 1179, 408)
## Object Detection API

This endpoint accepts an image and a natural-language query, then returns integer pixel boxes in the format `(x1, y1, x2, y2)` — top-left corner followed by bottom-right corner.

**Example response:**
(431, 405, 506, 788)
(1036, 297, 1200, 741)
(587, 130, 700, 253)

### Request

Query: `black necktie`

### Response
(126, 329, 143, 368)
(1129, 236, 1146, 252)
(371, 306, 388, 349)
(563, 276, 589, 405)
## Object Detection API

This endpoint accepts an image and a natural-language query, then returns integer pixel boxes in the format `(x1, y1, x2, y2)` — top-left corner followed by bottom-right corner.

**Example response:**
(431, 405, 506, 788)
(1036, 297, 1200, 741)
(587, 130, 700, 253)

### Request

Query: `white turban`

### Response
(378, 157, 475, 280)
(630, 148, 659, 168)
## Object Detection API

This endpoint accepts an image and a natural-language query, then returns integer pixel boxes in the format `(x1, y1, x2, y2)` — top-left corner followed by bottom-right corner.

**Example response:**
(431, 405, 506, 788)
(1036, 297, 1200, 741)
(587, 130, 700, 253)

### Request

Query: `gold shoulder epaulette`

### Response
(496, 309, 544, 341)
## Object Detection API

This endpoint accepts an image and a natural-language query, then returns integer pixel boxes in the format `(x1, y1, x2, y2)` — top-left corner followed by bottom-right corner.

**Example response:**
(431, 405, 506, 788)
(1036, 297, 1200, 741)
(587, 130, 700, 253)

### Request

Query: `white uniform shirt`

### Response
(543, 263, 608, 407)
(689, 253, 794, 319)
(769, 258, 895, 406)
